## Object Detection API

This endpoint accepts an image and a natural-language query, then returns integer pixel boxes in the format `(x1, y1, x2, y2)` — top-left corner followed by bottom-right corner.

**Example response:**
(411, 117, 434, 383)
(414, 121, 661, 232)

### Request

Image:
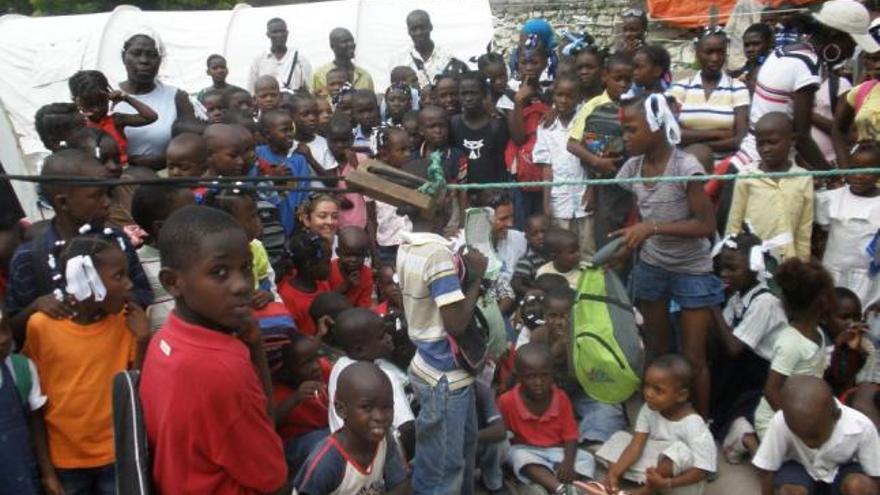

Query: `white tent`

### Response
(0, 0, 494, 219)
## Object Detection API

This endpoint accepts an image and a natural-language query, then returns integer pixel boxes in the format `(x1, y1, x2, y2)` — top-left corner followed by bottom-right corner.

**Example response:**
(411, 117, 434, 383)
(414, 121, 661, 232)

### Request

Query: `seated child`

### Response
(254, 75, 281, 114)
(294, 362, 410, 494)
(753, 375, 879, 495)
(201, 89, 228, 124)
(327, 308, 415, 456)
(23, 232, 151, 493)
(205, 187, 279, 308)
(0, 316, 58, 494)
(535, 227, 584, 289)
(499, 343, 596, 492)
(513, 213, 550, 298)
(599, 354, 717, 495)
(256, 109, 311, 235)
(139, 206, 287, 494)
(273, 335, 331, 475)
(308, 291, 353, 357)
(165, 132, 208, 180)
(329, 226, 374, 308)
(204, 123, 249, 177)
(279, 230, 332, 337)
(68, 69, 158, 164)
(131, 184, 196, 331)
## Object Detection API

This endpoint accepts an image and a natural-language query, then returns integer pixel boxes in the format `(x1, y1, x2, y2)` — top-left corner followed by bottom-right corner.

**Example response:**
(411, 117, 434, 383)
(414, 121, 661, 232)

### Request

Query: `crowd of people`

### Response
(3, 1, 880, 494)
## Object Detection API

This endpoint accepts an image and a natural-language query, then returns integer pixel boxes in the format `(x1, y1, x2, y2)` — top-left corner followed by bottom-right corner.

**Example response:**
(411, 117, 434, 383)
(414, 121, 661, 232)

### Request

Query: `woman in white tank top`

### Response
(116, 34, 194, 170)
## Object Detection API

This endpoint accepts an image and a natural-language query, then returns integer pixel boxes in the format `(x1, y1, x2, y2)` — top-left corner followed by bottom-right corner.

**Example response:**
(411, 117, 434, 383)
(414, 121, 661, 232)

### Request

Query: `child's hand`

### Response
(252, 290, 274, 309)
(107, 89, 128, 104)
(515, 76, 538, 106)
(612, 222, 656, 250)
(837, 322, 870, 353)
(41, 474, 65, 495)
(462, 248, 489, 283)
(604, 469, 621, 493)
(236, 316, 262, 347)
(556, 458, 577, 484)
(292, 380, 324, 405)
(645, 467, 668, 489)
(296, 143, 314, 159)
(125, 302, 150, 340)
(344, 268, 361, 290)
(33, 294, 75, 320)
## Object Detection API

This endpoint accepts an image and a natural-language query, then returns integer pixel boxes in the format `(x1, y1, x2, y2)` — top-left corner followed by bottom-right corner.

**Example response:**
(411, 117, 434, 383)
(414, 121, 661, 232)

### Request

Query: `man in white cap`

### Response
(729, 0, 879, 171)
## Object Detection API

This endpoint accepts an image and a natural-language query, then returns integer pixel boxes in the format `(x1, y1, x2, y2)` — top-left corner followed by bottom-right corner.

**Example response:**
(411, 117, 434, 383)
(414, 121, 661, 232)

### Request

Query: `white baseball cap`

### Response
(813, 0, 880, 54)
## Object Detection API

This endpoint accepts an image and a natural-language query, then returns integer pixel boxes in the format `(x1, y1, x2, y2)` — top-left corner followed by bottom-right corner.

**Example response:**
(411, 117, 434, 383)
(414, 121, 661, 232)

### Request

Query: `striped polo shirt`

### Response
(669, 72, 750, 132)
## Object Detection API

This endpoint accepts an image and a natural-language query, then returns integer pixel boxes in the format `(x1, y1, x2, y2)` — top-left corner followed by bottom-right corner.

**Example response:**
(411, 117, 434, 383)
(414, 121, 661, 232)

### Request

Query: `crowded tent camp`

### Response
(3, 0, 880, 494)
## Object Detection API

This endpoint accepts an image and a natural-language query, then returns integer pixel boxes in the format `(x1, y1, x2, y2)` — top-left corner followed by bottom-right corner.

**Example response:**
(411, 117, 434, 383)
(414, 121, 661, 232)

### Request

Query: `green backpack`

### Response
(571, 265, 644, 405)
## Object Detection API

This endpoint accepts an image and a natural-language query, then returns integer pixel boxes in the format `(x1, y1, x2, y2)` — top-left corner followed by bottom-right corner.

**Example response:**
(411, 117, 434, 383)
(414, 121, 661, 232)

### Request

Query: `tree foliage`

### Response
(1, 0, 243, 16)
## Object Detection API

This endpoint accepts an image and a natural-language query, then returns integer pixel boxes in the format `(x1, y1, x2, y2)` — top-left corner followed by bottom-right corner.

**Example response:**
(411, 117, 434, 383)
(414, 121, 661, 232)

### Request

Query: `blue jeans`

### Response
(56, 464, 115, 495)
(568, 387, 627, 443)
(631, 260, 724, 308)
(409, 371, 477, 495)
(284, 428, 330, 479)
(476, 439, 507, 491)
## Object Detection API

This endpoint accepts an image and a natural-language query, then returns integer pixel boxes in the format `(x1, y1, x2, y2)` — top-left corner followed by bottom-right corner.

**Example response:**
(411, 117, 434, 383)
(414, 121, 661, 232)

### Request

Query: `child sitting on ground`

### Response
(273, 335, 331, 475)
(205, 187, 279, 308)
(726, 112, 813, 261)
(279, 230, 332, 337)
(254, 75, 281, 114)
(23, 232, 151, 493)
(599, 354, 717, 495)
(536, 227, 584, 289)
(294, 362, 410, 494)
(513, 213, 550, 298)
(329, 226, 374, 308)
(327, 308, 416, 457)
(131, 184, 195, 331)
(0, 316, 58, 495)
(139, 206, 287, 494)
(753, 375, 880, 495)
(68, 69, 158, 165)
(256, 109, 311, 235)
(498, 342, 596, 493)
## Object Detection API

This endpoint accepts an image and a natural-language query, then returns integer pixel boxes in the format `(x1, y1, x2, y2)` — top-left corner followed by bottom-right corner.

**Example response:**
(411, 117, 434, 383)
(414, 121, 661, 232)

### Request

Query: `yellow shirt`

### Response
(569, 91, 613, 140)
(311, 61, 375, 93)
(535, 261, 584, 290)
(23, 312, 134, 468)
(846, 80, 880, 142)
(725, 164, 814, 261)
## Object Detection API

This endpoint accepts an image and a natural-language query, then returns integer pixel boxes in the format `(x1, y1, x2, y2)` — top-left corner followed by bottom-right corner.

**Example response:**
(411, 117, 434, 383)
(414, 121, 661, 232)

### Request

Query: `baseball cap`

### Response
(813, 0, 880, 54)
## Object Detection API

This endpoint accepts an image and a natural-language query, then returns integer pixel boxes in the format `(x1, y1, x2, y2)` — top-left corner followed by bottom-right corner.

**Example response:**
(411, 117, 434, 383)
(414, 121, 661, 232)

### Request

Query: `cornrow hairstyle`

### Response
(370, 124, 406, 157)
(60, 233, 120, 273)
(68, 70, 111, 100)
(206, 53, 225, 67)
(34, 102, 84, 151)
(477, 52, 507, 72)
(385, 82, 412, 99)
(287, 229, 327, 270)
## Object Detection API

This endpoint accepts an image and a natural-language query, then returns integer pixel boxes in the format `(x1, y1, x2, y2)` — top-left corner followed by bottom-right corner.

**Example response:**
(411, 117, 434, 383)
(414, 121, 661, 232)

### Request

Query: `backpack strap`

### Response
(284, 50, 299, 90)
(776, 46, 819, 76)
(9, 354, 32, 407)
(829, 71, 840, 115)
(853, 80, 879, 114)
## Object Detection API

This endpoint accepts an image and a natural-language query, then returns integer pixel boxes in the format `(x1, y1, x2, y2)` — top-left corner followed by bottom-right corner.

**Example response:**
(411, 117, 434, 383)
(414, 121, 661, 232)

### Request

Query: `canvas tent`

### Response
(0, 0, 494, 219)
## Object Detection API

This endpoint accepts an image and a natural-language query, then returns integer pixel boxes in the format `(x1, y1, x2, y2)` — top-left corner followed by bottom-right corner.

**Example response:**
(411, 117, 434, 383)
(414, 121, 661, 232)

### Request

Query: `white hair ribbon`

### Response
(644, 93, 681, 145)
(711, 233, 738, 258)
(64, 255, 107, 302)
(749, 232, 793, 280)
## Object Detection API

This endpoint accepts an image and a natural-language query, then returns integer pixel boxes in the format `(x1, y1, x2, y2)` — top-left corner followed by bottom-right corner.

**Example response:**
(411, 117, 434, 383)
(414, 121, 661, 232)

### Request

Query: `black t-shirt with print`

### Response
(449, 115, 510, 184)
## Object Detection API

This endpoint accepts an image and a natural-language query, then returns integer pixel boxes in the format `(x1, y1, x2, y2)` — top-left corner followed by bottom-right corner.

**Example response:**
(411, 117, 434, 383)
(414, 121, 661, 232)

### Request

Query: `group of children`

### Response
(2, 3, 880, 495)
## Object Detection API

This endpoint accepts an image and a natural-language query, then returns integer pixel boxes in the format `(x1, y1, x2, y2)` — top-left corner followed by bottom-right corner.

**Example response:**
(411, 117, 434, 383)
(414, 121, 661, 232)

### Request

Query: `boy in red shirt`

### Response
(329, 226, 373, 308)
(498, 343, 596, 493)
(139, 206, 287, 494)
(273, 335, 331, 474)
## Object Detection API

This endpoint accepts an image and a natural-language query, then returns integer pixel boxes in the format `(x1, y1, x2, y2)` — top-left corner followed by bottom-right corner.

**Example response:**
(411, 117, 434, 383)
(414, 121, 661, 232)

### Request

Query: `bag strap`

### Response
(829, 72, 840, 116)
(854, 80, 879, 114)
(284, 50, 299, 90)
(776, 46, 819, 76)
(30, 230, 52, 297)
(10, 354, 32, 406)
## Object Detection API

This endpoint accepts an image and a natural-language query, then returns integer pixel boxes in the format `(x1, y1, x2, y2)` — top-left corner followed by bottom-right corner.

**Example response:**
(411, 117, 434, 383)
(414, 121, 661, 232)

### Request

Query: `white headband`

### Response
(64, 255, 107, 302)
(644, 94, 681, 146)
(711, 231, 793, 281)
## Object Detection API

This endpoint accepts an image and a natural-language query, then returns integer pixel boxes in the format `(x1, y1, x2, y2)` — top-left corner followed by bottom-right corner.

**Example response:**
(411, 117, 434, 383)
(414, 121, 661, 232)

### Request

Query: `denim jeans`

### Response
(284, 428, 330, 479)
(568, 387, 627, 443)
(476, 439, 507, 491)
(409, 371, 477, 495)
(56, 464, 115, 495)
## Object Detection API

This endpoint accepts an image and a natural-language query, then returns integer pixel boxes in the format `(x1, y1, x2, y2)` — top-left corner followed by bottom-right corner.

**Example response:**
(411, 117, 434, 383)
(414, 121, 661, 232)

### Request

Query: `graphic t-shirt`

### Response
(450, 115, 510, 184)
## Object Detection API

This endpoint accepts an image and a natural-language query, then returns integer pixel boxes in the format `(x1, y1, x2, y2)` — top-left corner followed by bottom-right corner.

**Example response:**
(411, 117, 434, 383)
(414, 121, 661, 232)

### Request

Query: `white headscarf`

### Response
(643, 93, 681, 145)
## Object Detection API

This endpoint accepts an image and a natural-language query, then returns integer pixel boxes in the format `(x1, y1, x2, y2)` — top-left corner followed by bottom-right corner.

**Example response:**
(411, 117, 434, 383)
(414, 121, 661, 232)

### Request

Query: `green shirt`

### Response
(311, 61, 375, 93)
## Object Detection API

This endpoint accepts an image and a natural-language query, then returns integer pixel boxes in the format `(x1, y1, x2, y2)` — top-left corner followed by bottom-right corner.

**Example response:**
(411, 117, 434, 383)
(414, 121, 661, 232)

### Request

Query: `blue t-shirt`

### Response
(293, 433, 407, 495)
(255, 145, 311, 235)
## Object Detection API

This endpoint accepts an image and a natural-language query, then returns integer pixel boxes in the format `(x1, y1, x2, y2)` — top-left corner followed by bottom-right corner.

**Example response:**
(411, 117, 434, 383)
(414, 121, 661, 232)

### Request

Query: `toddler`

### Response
(279, 231, 332, 337)
(329, 226, 373, 308)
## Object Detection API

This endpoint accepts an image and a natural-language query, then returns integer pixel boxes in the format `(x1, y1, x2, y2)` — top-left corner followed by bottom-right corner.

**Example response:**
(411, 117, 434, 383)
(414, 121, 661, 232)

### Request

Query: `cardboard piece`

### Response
(344, 160, 442, 218)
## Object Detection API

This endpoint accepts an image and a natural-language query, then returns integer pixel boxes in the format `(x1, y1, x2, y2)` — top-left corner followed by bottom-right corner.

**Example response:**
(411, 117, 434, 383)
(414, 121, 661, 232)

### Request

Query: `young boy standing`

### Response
(753, 375, 879, 495)
(139, 206, 287, 494)
(398, 188, 488, 494)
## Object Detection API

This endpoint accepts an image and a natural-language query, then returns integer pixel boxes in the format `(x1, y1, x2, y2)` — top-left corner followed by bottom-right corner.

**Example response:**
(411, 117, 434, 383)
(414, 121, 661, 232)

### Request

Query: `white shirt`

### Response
(294, 135, 338, 190)
(634, 405, 717, 473)
(722, 282, 787, 361)
(753, 404, 880, 482)
(495, 229, 528, 282)
(249, 47, 313, 92)
(533, 117, 588, 219)
(374, 200, 413, 247)
(328, 356, 415, 432)
(816, 186, 880, 305)
(389, 43, 454, 87)
(1, 355, 47, 412)
(733, 46, 820, 168)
